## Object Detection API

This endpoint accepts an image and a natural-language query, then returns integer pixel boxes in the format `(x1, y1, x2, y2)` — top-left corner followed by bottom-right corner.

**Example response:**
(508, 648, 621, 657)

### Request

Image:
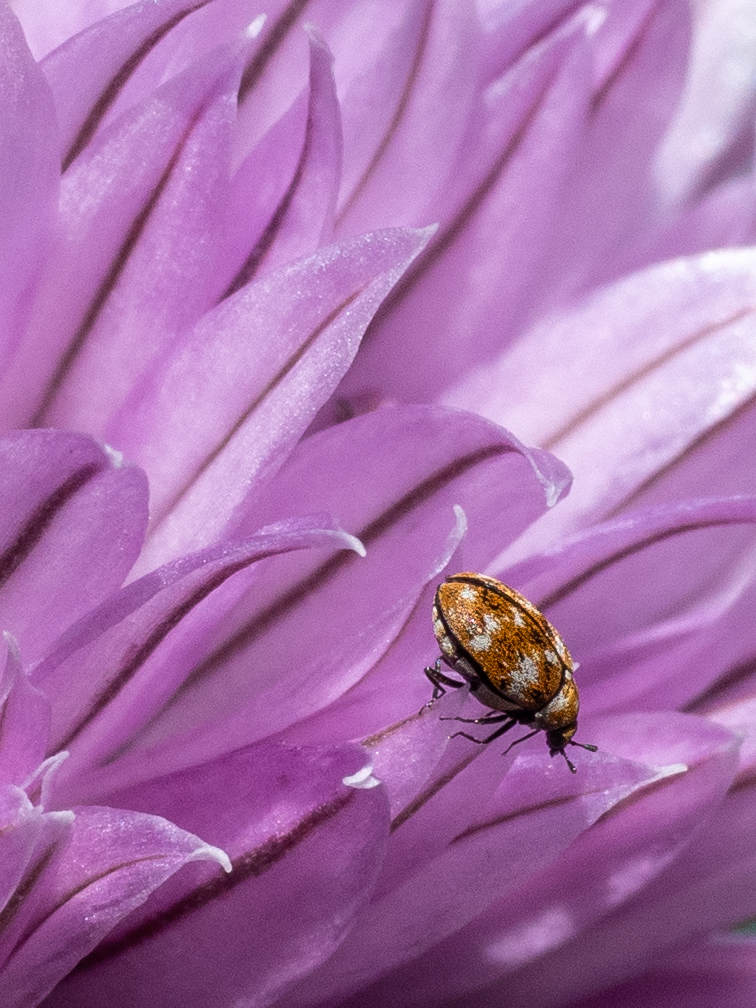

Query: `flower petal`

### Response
(224, 27, 342, 288)
(279, 734, 670, 1007)
(455, 247, 756, 561)
(44, 741, 388, 1008)
(0, 804, 228, 1008)
(43, 51, 244, 437)
(0, 37, 242, 432)
(0, 636, 50, 788)
(0, 5, 59, 369)
(119, 226, 433, 570)
(32, 516, 362, 797)
(0, 430, 148, 663)
(91, 406, 570, 790)
(337, 7, 591, 405)
(500, 497, 756, 711)
(40, 0, 217, 168)
(357, 712, 736, 1008)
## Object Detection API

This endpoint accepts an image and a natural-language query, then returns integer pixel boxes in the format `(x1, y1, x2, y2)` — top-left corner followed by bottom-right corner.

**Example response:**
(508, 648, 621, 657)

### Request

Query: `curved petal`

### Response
(351, 713, 737, 1007)
(40, 0, 217, 167)
(0, 804, 228, 1008)
(119, 226, 433, 570)
(45, 741, 388, 1008)
(32, 516, 363, 797)
(0, 430, 148, 663)
(0, 637, 50, 788)
(0, 38, 245, 432)
(90, 406, 571, 791)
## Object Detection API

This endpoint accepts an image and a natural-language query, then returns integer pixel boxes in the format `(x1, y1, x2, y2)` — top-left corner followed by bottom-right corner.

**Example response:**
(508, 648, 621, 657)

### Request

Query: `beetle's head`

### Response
(546, 727, 598, 774)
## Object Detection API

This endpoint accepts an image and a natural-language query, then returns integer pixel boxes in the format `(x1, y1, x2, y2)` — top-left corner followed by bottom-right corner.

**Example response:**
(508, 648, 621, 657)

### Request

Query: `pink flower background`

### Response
(0, 0, 755, 1006)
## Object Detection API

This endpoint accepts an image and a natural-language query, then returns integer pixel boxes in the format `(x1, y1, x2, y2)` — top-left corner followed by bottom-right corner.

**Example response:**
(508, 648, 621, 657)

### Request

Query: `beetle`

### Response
(425, 572, 597, 772)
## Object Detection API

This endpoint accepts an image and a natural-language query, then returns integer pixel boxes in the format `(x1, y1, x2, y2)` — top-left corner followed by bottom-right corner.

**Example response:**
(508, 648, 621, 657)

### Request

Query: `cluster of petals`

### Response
(1, 0, 756, 1006)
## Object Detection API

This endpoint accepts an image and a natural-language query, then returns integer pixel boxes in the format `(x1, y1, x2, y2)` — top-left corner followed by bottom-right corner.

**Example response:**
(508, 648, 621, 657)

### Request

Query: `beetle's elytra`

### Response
(425, 572, 597, 773)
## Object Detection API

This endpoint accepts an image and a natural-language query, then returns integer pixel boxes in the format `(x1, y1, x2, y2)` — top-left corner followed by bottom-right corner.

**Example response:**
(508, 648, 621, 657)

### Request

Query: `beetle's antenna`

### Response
(560, 749, 578, 773)
(569, 742, 598, 753)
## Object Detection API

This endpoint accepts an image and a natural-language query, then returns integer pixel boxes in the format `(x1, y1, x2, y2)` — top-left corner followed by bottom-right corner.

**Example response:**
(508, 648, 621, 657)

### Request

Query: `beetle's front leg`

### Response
(423, 657, 465, 704)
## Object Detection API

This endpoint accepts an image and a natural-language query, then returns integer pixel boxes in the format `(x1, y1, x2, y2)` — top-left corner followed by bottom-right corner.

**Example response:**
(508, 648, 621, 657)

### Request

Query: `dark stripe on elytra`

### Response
(62, 0, 214, 171)
(57, 547, 291, 752)
(0, 462, 102, 590)
(76, 790, 354, 966)
(536, 517, 756, 611)
(34, 112, 203, 426)
(335, 0, 435, 225)
(441, 575, 566, 701)
(239, 0, 313, 101)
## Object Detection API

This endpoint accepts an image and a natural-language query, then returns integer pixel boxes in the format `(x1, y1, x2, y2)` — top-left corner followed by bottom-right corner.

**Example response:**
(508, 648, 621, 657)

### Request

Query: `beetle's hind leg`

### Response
(449, 717, 518, 746)
(424, 657, 465, 702)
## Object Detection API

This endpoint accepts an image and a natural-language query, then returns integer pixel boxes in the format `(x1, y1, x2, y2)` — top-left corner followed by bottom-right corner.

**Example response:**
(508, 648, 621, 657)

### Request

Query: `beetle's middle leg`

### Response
(449, 717, 518, 745)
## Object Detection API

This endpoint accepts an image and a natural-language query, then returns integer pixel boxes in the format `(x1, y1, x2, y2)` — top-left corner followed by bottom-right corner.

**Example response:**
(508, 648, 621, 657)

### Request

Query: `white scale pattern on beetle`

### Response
(468, 633, 492, 652)
(507, 653, 540, 691)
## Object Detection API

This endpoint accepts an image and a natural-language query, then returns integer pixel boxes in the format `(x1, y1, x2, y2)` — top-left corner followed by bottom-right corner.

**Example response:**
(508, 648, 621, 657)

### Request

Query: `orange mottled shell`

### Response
(434, 572, 572, 712)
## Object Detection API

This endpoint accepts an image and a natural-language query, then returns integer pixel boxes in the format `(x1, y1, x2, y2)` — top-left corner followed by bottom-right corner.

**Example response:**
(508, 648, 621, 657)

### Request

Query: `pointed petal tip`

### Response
(187, 842, 233, 873)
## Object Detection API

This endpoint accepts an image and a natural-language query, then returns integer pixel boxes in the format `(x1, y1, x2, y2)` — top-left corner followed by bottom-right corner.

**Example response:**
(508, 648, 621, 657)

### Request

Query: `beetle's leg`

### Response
(440, 711, 510, 725)
(501, 728, 540, 757)
(450, 718, 518, 745)
(424, 657, 464, 701)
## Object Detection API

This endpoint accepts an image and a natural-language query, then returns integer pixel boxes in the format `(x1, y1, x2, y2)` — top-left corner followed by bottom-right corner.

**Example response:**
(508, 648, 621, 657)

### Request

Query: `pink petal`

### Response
(0, 637, 50, 788)
(0, 804, 229, 1008)
(118, 227, 433, 571)
(0, 38, 242, 432)
(32, 516, 363, 798)
(0, 787, 70, 920)
(0, 5, 59, 369)
(225, 27, 342, 287)
(536, 0, 692, 304)
(92, 406, 570, 790)
(453, 247, 756, 561)
(335, 0, 483, 237)
(40, 0, 217, 168)
(572, 936, 756, 1008)
(357, 712, 736, 1007)
(45, 741, 388, 1008)
(336, 8, 590, 406)
(280, 737, 669, 1007)
(0, 430, 147, 663)
(43, 52, 244, 436)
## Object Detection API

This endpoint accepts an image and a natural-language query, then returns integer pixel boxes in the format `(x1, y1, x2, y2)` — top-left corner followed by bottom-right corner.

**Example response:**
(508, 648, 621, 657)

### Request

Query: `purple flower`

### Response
(0, 1, 755, 1007)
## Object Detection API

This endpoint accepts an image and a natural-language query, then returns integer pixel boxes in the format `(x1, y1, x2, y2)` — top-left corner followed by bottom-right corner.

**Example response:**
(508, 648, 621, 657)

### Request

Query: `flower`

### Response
(0, 1, 754, 1007)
